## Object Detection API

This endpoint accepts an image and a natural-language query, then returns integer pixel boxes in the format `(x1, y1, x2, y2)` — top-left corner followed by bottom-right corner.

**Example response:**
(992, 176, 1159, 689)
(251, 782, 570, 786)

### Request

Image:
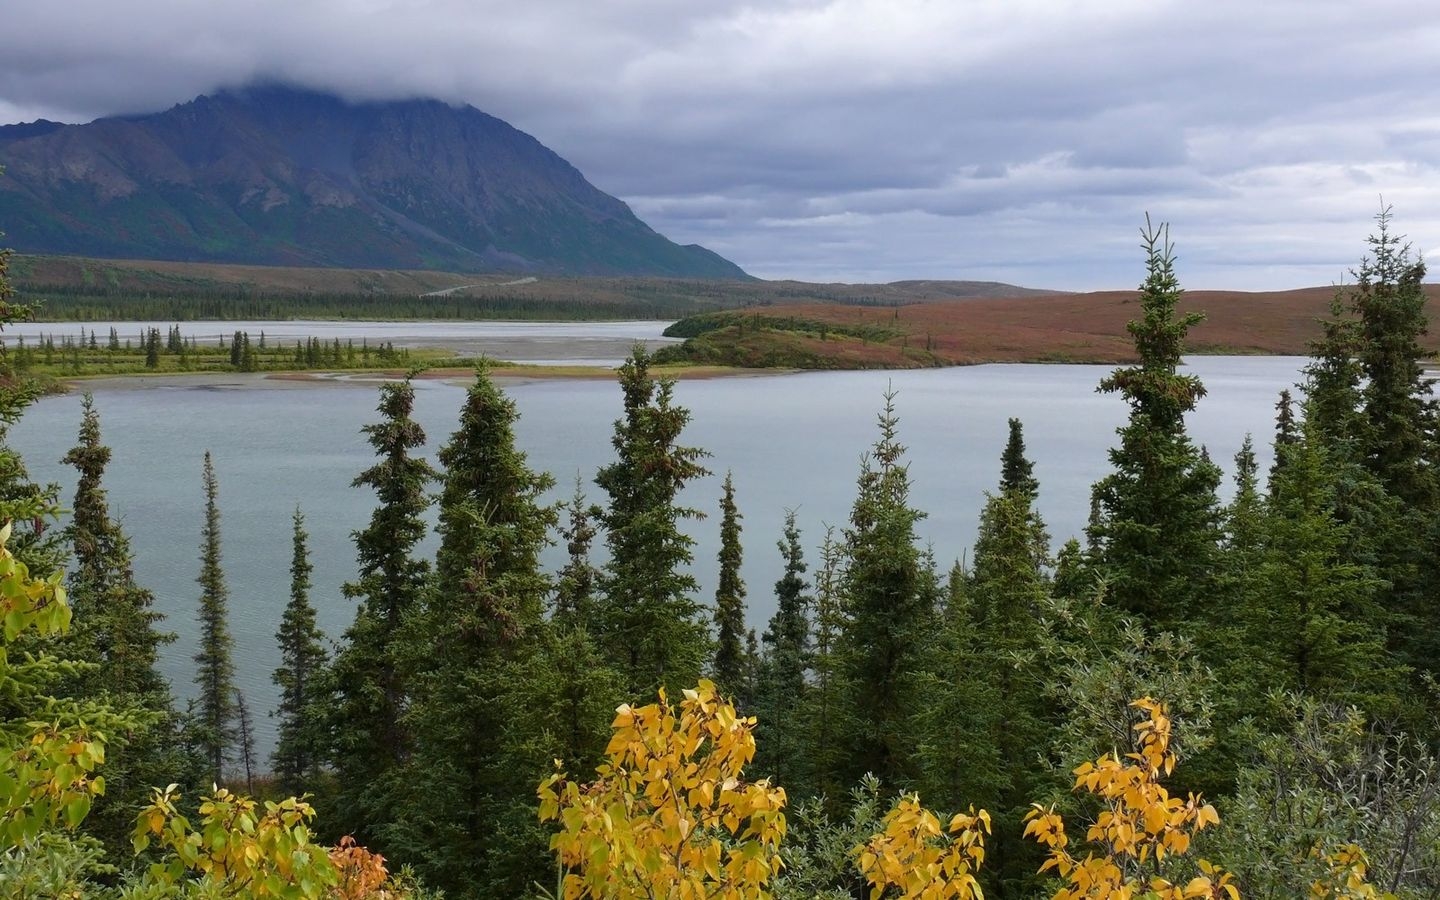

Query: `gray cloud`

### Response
(2, 0, 1438, 288)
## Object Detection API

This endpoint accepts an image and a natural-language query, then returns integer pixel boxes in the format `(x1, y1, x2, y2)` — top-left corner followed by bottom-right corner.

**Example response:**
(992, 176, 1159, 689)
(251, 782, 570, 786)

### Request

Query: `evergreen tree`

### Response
(552, 478, 600, 628)
(712, 472, 748, 700)
(234, 689, 256, 795)
(966, 426, 1056, 894)
(1242, 429, 1396, 712)
(594, 346, 711, 697)
(326, 376, 437, 839)
(754, 511, 812, 795)
(1269, 389, 1299, 495)
(999, 416, 1040, 498)
(805, 525, 852, 804)
(271, 506, 329, 795)
(1089, 218, 1222, 628)
(58, 394, 186, 857)
(837, 390, 931, 788)
(390, 368, 558, 897)
(194, 450, 235, 784)
(1351, 208, 1437, 511)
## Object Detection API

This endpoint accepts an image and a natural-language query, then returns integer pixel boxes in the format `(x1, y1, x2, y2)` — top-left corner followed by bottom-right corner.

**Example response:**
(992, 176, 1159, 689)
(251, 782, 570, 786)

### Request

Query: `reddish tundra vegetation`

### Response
(660, 285, 1440, 368)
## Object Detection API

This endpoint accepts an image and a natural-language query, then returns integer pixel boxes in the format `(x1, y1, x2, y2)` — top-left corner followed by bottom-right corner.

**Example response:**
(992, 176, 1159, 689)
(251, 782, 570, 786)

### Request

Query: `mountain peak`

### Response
(0, 86, 747, 278)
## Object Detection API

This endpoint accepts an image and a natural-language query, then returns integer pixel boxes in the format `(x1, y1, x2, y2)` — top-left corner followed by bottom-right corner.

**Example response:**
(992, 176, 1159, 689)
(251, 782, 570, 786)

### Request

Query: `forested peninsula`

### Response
(2, 214, 1438, 900)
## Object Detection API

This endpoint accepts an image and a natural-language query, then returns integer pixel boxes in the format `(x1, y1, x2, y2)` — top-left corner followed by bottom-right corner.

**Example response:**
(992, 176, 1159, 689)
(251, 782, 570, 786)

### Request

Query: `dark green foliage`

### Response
(389, 368, 559, 897)
(194, 450, 235, 784)
(234, 689, 257, 794)
(836, 390, 932, 788)
(1089, 218, 1222, 628)
(804, 526, 853, 804)
(59, 393, 185, 856)
(594, 346, 712, 697)
(1269, 390, 1298, 494)
(271, 507, 329, 795)
(754, 511, 811, 792)
(326, 376, 437, 839)
(552, 479, 601, 628)
(1351, 209, 1436, 510)
(1247, 431, 1396, 711)
(963, 424, 1055, 894)
(712, 472, 748, 701)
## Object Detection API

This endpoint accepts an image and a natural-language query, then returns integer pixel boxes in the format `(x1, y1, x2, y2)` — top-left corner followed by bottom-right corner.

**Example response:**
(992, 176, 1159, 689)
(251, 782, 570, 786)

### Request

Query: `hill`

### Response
(5, 254, 1047, 321)
(655, 285, 1440, 367)
(0, 85, 746, 278)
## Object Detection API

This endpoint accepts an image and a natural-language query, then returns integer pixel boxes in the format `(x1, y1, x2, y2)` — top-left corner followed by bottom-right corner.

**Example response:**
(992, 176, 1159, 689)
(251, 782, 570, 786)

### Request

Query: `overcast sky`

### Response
(2, 1, 1438, 289)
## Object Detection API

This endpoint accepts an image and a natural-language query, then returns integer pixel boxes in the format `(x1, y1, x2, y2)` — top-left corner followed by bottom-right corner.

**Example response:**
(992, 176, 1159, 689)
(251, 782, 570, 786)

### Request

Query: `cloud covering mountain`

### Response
(1, 1, 1438, 287)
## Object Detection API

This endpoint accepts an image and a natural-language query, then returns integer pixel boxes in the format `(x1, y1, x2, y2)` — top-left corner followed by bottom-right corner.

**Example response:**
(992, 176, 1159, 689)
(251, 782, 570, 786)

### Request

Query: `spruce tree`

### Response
(234, 689, 256, 794)
(271, 506, 329, 795)
(1351, 208, 1437, 510)
(59, 392, 186, 858)
(712, 472, 748, 700)
(594, 346, 711, 697)
(1241, 429, 1396, 713)
(754, 511, 812, 796)
(967, 425, 1056, 893)
(391, 368, 559, 897)
(1089, 218, 1222, 628)
(837, 390, 931, 788)
(1269, 390, 1299, 495)
(552, 478, 600, 628)
(326, 376, 437, 839)
(194, 450, 235, 784)
(805, 525, 852, 803)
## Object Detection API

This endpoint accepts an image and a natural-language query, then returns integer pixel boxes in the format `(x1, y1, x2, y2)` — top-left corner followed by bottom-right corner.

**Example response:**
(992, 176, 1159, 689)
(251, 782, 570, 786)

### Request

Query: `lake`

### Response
(4, 322, 1309, 760)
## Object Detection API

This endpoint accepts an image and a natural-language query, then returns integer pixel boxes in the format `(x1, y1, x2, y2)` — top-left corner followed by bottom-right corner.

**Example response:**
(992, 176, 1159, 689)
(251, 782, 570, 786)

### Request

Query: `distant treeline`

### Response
(13, 283, 726, 322)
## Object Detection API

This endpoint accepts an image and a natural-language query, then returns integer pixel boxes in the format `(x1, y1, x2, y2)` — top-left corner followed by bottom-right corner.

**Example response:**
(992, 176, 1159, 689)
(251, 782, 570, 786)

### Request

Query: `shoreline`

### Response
(55, 363, 793, 394)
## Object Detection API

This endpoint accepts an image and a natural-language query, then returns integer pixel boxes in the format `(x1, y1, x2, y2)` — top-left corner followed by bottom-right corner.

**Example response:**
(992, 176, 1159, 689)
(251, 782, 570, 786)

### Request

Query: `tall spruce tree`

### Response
(390, 368, 558, 898)
(754, 511, 811, 793)
(1348, 210, 1440, 679)
(837, 390, 932, 788)
(594, 346, 711, 697)
(194, 450, 235, 784)
(1250, 430, 1395, 711)
(271, 506, 329, 795)
(1089, 218, 1222, 628)
(967, 423, 1055, 895)
(1351, 208, 1437, 510)
(805, 525, 853, 804)
(61, 393, 187, 856)
(62, 394, 173, 698)
(712, 472, 748, 701)
(326, 376, 437, 840)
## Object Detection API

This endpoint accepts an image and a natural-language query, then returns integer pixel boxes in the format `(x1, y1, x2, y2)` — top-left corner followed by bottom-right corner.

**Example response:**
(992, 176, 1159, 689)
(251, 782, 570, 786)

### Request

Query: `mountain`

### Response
(0, 86, 748, 278)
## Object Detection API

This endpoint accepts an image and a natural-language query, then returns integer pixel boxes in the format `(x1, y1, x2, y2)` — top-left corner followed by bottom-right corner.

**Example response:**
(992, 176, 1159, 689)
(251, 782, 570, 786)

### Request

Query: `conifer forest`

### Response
(1, 214, 1438, 899)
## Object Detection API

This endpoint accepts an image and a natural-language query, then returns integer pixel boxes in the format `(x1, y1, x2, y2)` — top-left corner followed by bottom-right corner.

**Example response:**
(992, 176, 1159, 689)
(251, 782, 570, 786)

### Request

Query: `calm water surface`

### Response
(7, 352, 1308, 760)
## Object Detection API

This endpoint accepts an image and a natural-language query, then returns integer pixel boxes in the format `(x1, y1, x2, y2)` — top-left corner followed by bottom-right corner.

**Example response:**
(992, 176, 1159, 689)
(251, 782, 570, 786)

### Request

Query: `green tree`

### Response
(272, 506, 329, 795)
(552, 478, 601, 629)
(1089, 218, 1222, 628)
(1242, 430, 1396, 712)
(60, 394, 184, 856)
(1351, 208, 1437, 511)
(389, 368, 559, 897)
(837, 390, 932, 788)
(754, 511, 811, 793)
(194, 450, 235, 785)
(594, 346, 711, 697)
(712, 472, 748, 701)
(326, 376, 437, 841)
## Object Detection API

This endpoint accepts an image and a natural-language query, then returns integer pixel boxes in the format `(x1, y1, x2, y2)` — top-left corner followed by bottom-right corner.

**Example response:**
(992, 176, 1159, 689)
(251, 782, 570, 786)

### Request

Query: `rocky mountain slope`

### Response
(0, 86, 747, 278)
